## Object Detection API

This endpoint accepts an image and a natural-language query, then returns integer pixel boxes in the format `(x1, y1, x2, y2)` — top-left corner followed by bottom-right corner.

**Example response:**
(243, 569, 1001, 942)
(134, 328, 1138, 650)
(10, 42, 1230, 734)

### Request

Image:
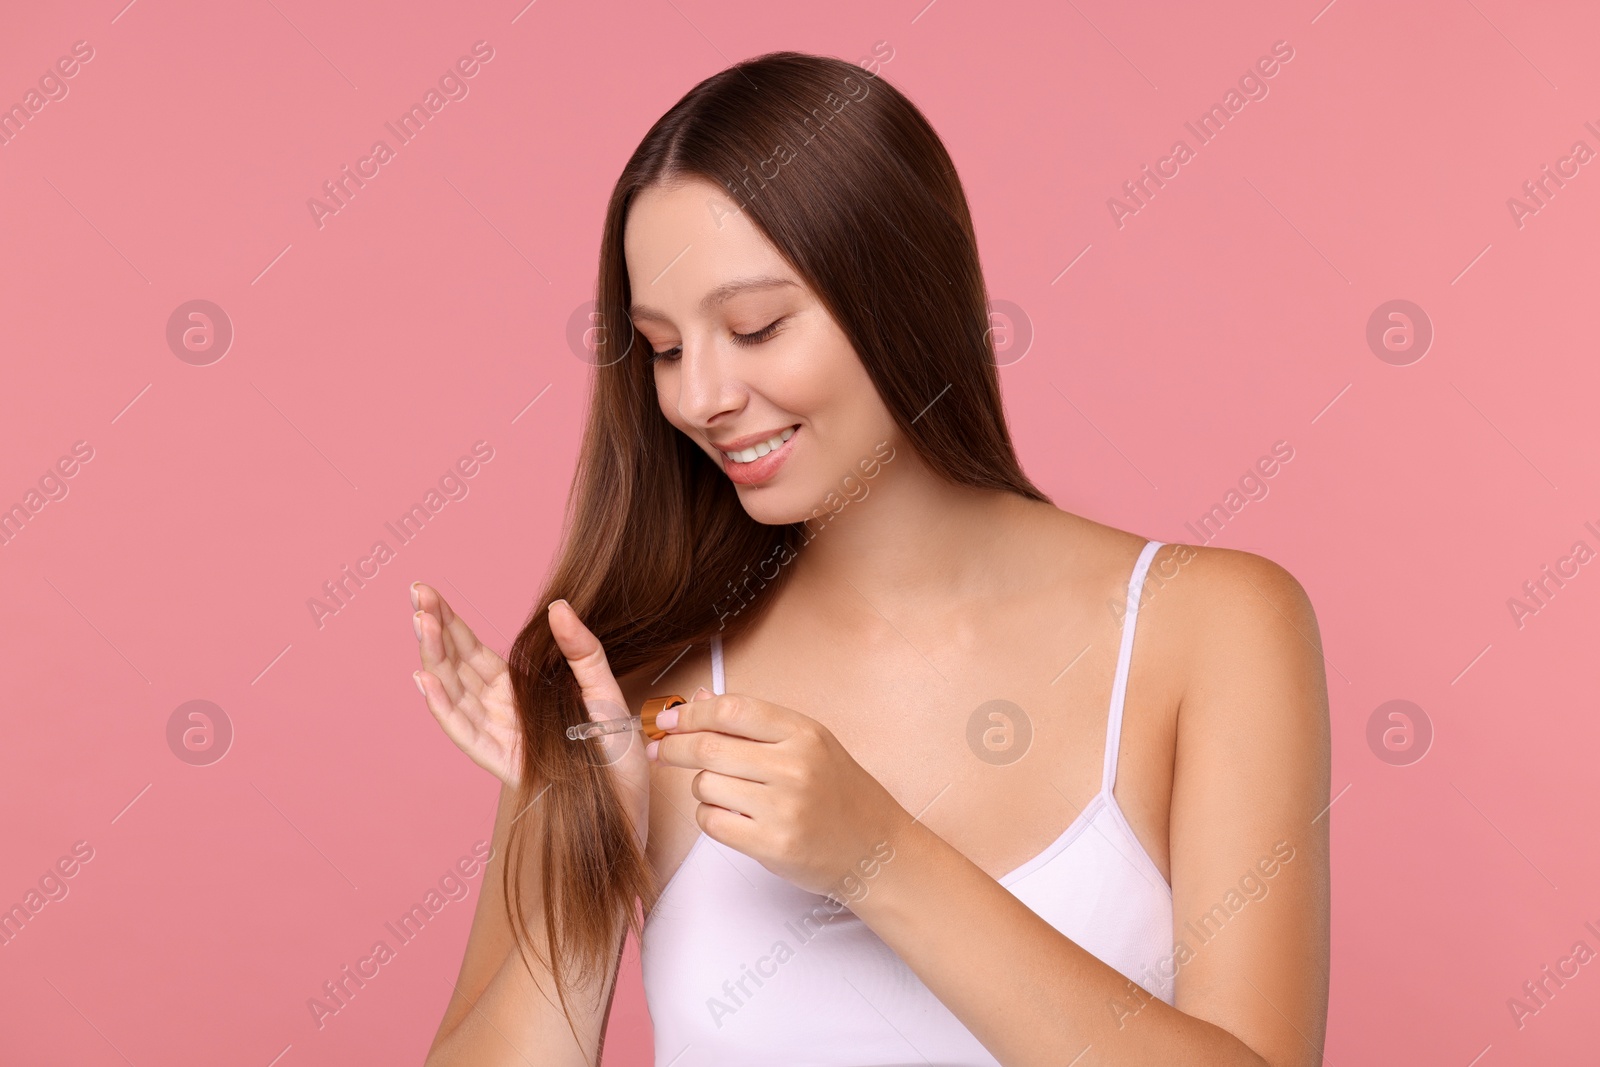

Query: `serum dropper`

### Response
(566, 695, 685, 742)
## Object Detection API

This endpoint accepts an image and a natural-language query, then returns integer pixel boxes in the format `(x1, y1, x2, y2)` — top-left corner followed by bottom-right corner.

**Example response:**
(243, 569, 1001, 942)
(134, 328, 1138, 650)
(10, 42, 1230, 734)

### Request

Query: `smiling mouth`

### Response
(718, 426, 798, 464)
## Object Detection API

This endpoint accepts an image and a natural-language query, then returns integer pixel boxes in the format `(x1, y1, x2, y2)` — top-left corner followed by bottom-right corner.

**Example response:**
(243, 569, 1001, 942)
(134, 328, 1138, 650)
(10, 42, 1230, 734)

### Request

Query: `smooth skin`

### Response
(417, 176, 1331, 1066)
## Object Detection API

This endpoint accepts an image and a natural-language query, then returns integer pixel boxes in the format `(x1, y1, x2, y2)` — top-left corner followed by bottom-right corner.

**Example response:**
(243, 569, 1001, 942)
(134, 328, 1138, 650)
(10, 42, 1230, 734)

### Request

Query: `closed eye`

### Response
(648, 318, 787, 364)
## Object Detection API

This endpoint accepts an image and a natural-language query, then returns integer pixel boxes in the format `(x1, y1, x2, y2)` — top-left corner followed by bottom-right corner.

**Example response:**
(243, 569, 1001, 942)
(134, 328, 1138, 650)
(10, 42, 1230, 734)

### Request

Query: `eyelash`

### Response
(647, 318, 785, 364)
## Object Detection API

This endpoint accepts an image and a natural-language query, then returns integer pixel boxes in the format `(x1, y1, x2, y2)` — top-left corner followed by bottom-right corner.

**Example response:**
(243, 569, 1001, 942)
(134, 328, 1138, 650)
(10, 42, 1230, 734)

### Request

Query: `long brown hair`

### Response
(501, 49, 1050, 1037)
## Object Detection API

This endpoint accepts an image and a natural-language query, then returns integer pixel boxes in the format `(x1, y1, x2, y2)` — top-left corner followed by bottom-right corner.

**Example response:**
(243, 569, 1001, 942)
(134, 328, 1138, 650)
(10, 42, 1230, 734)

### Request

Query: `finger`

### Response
(435, 590, 506, 684)
(546, 600, 625, 704)
(696, 800, 756, 850)
(415, 608, 468, 707)
(655, 730, 773, 782)
(415, 668, 515, 782)
(414, 668, 464, 742)
(412, 582, 461, 665)
(665, 693, 791, 744)
(414, 607, 500, 724)
(690, 768, 764, 817)
(416, 582, 505, 693)
(427, 612, 495, 706)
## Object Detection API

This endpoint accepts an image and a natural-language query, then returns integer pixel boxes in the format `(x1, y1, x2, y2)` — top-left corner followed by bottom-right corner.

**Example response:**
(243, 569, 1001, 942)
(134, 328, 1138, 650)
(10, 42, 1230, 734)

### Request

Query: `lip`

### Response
(719, 425, 800, 486)
(710, 424, 801, 453)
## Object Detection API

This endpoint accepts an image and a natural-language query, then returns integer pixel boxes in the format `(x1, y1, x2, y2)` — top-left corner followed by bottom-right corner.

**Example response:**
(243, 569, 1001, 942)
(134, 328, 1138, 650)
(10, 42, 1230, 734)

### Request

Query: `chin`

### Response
(734, 485, 818, 526)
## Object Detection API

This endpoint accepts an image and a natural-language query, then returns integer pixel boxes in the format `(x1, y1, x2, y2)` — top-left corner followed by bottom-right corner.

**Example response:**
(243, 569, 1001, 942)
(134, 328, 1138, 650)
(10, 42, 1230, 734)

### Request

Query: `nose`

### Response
(669, 331, 743, 428)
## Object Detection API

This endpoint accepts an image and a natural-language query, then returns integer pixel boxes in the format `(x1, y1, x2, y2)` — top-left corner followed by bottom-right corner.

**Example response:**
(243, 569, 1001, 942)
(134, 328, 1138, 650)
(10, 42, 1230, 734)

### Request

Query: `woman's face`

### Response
(623, 177, 900, 526)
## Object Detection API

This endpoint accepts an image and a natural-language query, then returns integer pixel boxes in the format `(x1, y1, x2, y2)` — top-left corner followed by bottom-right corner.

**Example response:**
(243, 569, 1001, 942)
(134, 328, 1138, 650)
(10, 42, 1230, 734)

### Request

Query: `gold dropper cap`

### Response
(639, 695, 686, 741)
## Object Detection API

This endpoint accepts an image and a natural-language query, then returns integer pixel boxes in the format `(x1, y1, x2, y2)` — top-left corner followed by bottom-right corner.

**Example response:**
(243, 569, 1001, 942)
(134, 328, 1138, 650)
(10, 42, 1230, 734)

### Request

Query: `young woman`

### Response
(414, 50, 1329, 1067)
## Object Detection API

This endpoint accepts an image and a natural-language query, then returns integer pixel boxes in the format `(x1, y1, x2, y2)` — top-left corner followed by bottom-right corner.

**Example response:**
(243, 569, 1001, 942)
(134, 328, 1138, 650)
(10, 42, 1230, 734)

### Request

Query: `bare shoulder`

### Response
(1155, 543, 1324, 684)
(1148, 542, 1332, 1055)
(1156, 540, 1331, 826)
(1159, 542, 1318, 630)
(1007, 505, 1322, 694)
(1050, 512, 1328, 735)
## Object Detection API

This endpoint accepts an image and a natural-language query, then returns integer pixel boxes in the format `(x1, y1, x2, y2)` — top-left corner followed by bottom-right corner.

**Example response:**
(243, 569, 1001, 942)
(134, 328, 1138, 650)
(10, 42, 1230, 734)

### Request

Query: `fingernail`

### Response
(548, 598, 569, 613)
(656, 707, 679, 730)
(692, 686, 712, 701)
(413, 611, 423, 639)
(645, 740, 659, 760)
(414, 671, 426, 696)
(409, 581, 420, 610)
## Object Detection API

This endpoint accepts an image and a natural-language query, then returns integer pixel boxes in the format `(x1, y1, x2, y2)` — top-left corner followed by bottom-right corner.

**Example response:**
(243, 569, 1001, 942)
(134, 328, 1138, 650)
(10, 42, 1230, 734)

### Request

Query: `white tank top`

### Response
(641, 539, 1175, 1064)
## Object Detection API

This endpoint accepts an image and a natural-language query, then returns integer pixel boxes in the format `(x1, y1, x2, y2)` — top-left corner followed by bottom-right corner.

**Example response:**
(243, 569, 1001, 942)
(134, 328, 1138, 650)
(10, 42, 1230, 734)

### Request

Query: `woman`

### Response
(414, 50, 1329, 1067)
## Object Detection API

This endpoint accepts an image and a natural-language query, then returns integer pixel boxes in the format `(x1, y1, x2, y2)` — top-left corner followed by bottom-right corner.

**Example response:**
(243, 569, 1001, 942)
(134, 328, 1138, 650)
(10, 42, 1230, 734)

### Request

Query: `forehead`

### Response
(623, 178, 800, 322)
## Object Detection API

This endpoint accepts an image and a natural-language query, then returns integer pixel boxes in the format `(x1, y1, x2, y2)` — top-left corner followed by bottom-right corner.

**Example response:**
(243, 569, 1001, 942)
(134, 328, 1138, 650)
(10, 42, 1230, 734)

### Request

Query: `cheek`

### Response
(653, 366, 685, 424)
(783, 354, 892, 478)
(774, 338, 863, 415)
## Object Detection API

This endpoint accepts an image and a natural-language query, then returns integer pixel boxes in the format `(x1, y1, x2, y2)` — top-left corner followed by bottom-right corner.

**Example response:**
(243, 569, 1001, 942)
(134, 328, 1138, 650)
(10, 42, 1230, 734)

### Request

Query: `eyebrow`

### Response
(628, 275, 801, 324)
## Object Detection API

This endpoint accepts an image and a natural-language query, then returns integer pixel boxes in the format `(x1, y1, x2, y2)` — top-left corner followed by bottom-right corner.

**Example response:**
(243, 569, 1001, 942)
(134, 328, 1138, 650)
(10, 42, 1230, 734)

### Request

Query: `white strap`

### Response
(710, 632, 726, 696)
(1103, 540, 1164, 794)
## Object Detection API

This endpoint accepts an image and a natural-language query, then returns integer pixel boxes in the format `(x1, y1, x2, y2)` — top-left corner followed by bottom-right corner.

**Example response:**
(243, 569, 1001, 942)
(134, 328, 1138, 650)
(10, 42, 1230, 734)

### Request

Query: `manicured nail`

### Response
(692, 686, 712, 701)
(656, 707, 679, 730)
(645, 740, 660, 760)
(409, 581, 420, 610)
(414, 671, 426, 696)
(413, 611, 423, 639)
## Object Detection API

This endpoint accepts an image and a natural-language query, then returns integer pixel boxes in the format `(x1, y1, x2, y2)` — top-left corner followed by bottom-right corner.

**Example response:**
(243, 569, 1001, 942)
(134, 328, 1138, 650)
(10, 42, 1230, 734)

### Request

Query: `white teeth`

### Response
(725, 426, 795, 464)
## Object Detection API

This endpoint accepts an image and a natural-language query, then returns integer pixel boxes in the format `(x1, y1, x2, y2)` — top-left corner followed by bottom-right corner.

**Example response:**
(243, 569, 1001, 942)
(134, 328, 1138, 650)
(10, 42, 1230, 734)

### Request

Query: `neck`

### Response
(783, 449, 1047, 622)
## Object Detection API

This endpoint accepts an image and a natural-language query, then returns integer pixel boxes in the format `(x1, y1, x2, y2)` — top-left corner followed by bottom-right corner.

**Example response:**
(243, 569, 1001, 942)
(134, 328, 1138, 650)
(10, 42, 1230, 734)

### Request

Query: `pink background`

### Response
(3, 0, 1597, 1063)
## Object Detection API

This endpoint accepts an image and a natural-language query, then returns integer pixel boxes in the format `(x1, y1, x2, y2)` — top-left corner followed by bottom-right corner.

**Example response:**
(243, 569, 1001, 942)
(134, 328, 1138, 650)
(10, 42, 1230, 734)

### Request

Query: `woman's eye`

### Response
(732, 317, 785, 347)
(646, 318, 785, 365)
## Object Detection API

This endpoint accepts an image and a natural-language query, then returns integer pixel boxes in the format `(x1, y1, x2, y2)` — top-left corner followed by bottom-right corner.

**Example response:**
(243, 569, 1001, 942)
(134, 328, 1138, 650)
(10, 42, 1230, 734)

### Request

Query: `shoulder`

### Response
(1147, 544, 1332, 1042)
(1153, 542, 1320, 648)
(1152, 541, 1329, 754)
(1029, 508, 1319, 643)
(1063, 521, 1323, 692)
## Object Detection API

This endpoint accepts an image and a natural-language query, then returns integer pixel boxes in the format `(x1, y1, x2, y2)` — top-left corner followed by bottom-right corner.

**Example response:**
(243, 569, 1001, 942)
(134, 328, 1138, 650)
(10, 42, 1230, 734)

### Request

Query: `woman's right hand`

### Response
(412, 581, 524, 789)
(412, 585, 650, 848)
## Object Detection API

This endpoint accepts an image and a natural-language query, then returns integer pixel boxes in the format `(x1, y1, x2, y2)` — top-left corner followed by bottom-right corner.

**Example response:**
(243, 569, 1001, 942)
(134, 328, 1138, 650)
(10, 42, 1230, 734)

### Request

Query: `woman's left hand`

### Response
(648, 689, 914, 900)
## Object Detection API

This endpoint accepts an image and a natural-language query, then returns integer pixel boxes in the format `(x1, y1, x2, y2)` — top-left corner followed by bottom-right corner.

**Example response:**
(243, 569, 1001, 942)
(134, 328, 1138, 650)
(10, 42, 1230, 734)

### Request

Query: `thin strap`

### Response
(710, 632, 726, 695)
(1102, 540, 1164, 795)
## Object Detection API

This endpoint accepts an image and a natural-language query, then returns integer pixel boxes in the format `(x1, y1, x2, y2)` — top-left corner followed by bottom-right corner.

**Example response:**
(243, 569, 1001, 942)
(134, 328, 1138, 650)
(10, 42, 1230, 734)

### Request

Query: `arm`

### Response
(845, 547, 1331, 1065)
(425, 779, 628, 1067)
(413, 587, 650, 1066)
